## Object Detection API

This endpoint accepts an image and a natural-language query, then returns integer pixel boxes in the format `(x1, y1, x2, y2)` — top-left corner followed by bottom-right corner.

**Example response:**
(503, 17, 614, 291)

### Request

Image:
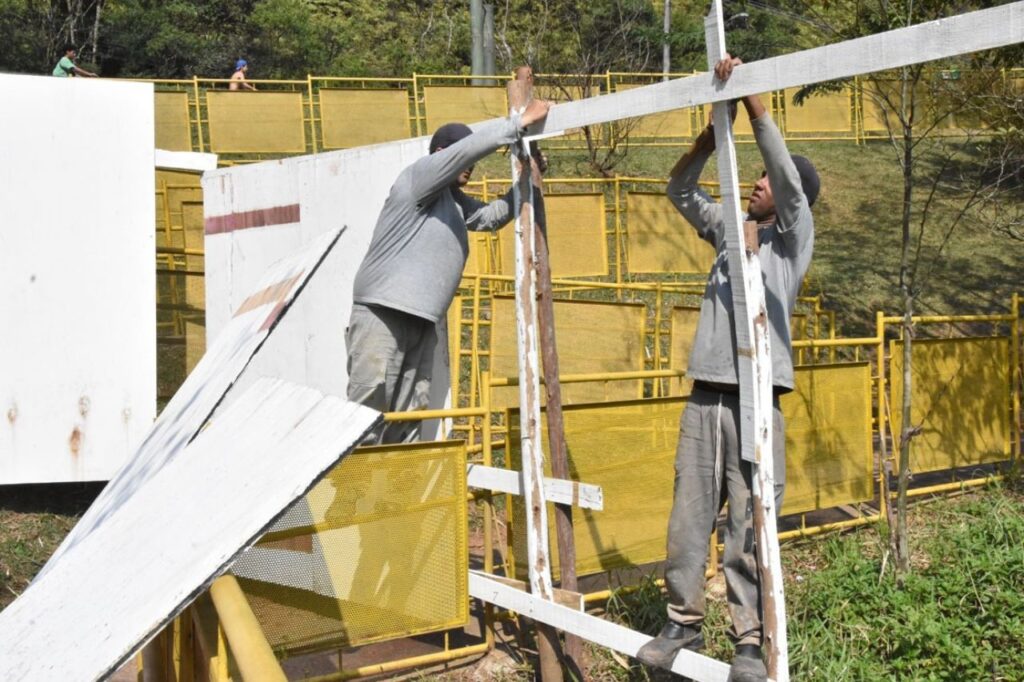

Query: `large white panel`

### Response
(0, 377, 380, 681)
(0, 74, 156, 484)
(203, 137, 452, 437)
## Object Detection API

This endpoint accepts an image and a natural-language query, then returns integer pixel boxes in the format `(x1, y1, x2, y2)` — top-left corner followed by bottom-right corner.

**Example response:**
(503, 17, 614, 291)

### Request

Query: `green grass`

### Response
(584, 483, 1024, 681)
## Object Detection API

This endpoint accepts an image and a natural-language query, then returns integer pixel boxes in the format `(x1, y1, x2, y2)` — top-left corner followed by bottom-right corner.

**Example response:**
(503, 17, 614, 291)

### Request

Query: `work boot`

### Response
(636, 621, 704, 670)
(727, 644, 767, 682)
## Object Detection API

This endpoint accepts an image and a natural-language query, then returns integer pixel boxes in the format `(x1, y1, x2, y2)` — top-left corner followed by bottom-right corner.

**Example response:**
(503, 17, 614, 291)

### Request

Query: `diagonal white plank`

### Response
(38, 228, 344, 577)
(516, 3, 1024, 136)
(0, 378, 381, 681)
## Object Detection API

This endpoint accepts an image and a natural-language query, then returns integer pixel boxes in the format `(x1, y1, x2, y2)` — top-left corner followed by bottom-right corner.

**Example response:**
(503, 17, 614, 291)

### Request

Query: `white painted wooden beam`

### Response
(522, 3, 1023, 137)
(469, 569, 584, 611)
(705, 3, 787, 678)
(0, 378, 381, 681)
(466, 464, 604, 511)
(469, 572, 731, 682)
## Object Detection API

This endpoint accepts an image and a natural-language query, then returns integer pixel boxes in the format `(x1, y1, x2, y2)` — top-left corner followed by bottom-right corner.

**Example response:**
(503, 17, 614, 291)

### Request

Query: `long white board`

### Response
(0, 73, 156, 484)
(0, 377, 380, 681)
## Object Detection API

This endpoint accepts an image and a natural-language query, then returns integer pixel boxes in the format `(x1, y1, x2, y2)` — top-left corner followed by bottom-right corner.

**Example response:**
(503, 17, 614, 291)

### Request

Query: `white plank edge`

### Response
(519, 3, 1024, 135)
(466, 464, 604, 510)
(0, 377, 382, 681)
(469, 572, 731, 682)
(155, 149, 219, 172)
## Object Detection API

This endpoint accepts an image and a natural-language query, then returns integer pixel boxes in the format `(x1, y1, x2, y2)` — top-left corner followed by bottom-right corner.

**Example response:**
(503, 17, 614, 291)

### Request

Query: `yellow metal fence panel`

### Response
(780, 363, 875, 515)
(237, 440, 469, 654)
(155, 91, 193, 151)
(488, 296, 646, 410)
(498, 193, 608, 277)
(626, 192, 715, 275)
(783, 88, 853, 134)
(206, 91, 307, 154)
(423, 86, 507, 132)
(320, 88, 411, 149)
(509, 397, 683, 580)
(668, 306, 699, 394)
(614, 84, 693, 138)
(890, 337, 1011, 474)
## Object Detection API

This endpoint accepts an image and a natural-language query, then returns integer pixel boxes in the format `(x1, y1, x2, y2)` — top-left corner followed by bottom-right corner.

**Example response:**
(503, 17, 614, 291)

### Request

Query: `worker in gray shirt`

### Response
(348, 98, 551, 444)
(638, 55, 818, 682)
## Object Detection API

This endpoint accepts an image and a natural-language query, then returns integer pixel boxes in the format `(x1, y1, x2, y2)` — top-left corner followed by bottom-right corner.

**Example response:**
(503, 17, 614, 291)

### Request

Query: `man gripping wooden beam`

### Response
(638, 55, 818, 682)
(345, 85, 550, 443)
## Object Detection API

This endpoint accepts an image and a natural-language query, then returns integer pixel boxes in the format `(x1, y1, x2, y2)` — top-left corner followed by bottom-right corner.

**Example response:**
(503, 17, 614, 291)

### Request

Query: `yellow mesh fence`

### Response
(206, 91, 307, 153)
(781, 363, 874, 515)
(625, 192, 716, 274)
(508, 397, 683, 580)
(235, 440, 469, 654)
(783, 88, 854, 134)
(497, 194, 608, 277)
(890, 337, 1011, 473)
(668, 306, 699, 394)
(423, 86, 507, 132)
(181, 201, 205, 309)
(614, 84, 693, 138)
(154, 91, 193, 151)
(320, 88, 411, 149)
(488, 296, 646, 410)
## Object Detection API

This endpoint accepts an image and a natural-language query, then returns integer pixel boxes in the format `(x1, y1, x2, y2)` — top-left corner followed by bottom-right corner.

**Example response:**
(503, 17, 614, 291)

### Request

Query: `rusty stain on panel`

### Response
(69, 427, 82, 456)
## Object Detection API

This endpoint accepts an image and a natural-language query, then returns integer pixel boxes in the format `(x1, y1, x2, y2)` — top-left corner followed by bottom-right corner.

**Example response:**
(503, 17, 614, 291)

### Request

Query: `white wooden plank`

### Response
(37, 228, 343, 577)
(508, 76, 555, 601)
(155, 149, 218, 172)
(0, 377, 381, 681)
(705, 4, 787, 678)
(469, 572, 731, 682)
(466, 464, 604, 510)
(0, 73, 156, 484)
(517, 3, 1024, 136)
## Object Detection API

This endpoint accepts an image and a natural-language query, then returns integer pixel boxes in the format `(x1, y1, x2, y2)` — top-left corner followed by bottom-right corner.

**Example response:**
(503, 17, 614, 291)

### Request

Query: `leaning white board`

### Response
(39, 229, 343, 576)
(0, 377, 381, 681)
(201, 137, 452, 439)
(0, 73, 155, 484)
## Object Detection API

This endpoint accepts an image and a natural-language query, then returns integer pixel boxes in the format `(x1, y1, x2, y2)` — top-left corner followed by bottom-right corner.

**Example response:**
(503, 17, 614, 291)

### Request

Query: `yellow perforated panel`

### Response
(423, 86, 507, 132)
(668, 306, 699, 395)
(626, 193, 715, 274)
(780, 363, 874, 515)
(463, 231, 494, 276)
(488, 296, 646, 409)
(615, 84, 693, 138)
(509, 397, 683, 579)
(236, 441, 469, 654)
(206, 91, 306, 153)
(497, 194, 608, 277)
(155, 91, 193, 151)
(320, 88, 410, 148)
(181, 201, 206, 310)
(783, 88, 853, 134)
(890, 337, 1011, 473)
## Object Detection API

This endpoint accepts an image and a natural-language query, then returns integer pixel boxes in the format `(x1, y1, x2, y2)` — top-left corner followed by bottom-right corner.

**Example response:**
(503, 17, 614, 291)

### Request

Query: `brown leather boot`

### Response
(636, 621, 705, 670)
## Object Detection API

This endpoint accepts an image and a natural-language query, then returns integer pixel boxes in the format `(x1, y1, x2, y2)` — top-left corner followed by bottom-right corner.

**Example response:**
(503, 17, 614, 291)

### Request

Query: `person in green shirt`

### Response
(52, 46, 97, 78)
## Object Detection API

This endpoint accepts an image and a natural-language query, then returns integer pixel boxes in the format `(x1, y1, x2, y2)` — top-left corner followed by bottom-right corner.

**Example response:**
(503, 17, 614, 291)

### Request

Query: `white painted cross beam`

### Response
(523, 2, 1024, 137)
(704, 2, 788, 679)
(0, 377, 380, 681)
(466, 464, 604, 511)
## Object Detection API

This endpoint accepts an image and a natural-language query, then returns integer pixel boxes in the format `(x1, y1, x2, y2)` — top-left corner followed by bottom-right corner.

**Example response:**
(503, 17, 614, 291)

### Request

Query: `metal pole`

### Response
(483, 4, 497, 86)
(471, 0, 484, 85)
(663, 0, 672, 81)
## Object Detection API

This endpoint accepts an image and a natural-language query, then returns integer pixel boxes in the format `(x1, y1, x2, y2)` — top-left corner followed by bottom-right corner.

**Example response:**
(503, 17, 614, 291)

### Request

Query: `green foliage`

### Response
(789, 488, 1024, 681)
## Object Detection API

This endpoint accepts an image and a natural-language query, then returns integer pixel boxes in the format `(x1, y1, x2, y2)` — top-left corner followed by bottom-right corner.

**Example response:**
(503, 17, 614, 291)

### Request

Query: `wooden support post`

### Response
(704, 3, 788, 680)
(531, 140, 585, 675)
(508, 65, 563, 682)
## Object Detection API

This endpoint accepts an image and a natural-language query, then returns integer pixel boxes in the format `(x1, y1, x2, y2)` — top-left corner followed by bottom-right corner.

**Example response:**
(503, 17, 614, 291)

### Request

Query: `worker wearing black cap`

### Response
(639, 54, 818, 682)
(347, 96, 551, 444)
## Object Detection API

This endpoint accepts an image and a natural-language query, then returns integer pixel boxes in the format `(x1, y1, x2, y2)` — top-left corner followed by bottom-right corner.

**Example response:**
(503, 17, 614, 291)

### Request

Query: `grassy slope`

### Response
(477, 136, 1021, 337)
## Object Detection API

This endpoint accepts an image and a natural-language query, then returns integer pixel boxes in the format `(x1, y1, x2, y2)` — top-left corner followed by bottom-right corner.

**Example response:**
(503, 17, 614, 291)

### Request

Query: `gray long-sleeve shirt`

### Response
(667, 114, 814, 391)
(353, 115, 537, 323)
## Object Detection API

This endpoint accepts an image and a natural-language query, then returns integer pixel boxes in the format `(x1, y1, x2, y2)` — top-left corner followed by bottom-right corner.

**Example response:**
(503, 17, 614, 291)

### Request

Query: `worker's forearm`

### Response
(742, 94, 767, 121)
(669, 126, 715, 179)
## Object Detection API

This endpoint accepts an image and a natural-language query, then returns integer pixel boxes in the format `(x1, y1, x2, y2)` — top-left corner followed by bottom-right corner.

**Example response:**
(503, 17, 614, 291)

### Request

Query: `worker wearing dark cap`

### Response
(639, 54, 818, 682)
(347, 97, 551, 444)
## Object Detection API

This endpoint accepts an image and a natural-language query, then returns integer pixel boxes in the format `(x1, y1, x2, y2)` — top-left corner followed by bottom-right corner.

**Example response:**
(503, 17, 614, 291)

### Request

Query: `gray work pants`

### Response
(664, 385, 786, 647)
(345, 303, 437, 444)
